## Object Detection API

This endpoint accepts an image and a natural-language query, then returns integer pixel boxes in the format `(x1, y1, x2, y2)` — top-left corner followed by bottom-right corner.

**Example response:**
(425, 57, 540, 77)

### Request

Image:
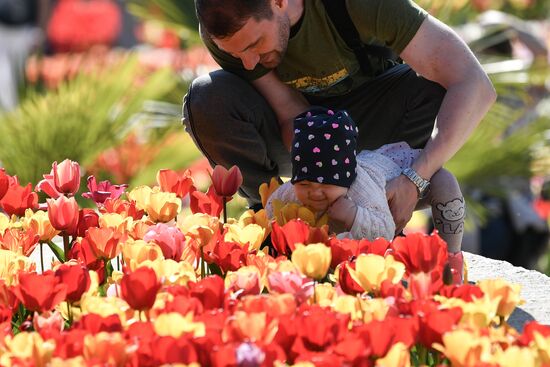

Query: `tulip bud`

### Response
(47, 195, 79, 235)
(120, 266, 161, 311)
(210, 165, 243, 197)
(291, 243, 332, 280)
(53, 159, 81, 195)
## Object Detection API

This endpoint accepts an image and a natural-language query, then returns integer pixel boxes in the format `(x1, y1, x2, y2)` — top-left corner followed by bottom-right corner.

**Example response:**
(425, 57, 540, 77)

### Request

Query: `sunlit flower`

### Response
(224, 223, 265, 251)
(433, 329, 493, 366)
(291, 243, 331, 280)
(0, 249, 35, 285)
(22, 209, 59, 242)
(127, 185, 153, 211)
(52, 159, 81, 195)
(347, 254, 405, 294)
(146, 190, 181, 223)
(1, 332, 55, 367)
(83, 332, 129, 366)
(477, 279, 522, 319)
(375, 342, 410, 367)
(154, 312, 205, 338)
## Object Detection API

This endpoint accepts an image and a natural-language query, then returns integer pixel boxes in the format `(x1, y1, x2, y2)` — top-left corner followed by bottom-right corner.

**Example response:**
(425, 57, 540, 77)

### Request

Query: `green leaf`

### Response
(47, 241, 66, 263)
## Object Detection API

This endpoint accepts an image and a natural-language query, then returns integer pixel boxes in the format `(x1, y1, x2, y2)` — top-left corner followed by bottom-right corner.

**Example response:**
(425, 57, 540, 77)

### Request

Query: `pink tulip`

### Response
(267, 270, 314, 304)
(143, 223, 186, 261)
(53, 159, 81, 195)
(210, 165, 243, 197)
(82, 176, 127, 205)
(36, 174, 62, 198)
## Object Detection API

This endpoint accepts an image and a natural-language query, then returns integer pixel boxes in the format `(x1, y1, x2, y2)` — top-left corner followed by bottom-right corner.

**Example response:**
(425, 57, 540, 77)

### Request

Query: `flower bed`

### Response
(0, 160, 548, 366)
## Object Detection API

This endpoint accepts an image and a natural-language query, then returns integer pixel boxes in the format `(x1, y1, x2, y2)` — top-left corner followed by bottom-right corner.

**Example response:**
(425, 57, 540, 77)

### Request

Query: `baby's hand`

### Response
(327, 196, 357, 231)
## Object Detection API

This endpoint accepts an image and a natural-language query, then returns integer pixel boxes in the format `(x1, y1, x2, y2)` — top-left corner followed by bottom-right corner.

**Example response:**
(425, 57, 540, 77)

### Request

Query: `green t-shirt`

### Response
(202, 0, 427, 97)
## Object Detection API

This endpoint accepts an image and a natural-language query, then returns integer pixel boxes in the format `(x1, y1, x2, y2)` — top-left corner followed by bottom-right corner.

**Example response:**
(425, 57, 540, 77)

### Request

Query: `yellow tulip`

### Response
(83, 332, 128, 366)
(360, 298, 391, 323)
(272, 200, 328, 227)
(50, 357, 86, 367)
(177, 213, 219, 248)
(477, 279, 522, 319)
(238, 209, 271, 239)
(533, 332, 550, 365)
(375, 342, 410, 367)
(347, 254, 405, 294)
(436, 294, 500, 329)
(0, 248, 35, 285)
(22, 209, 59, 242)
(433, 329, 493, 366)
(0, 213, 10, 233)
(154, 312, 205, 338)
(80, 294, 132, 325)
(147, 191, 181, 223)
(291, 243, 331, 280)
(493, 345, 537, 367)
(99, 213, 134, 233)
(122, 239, 164, 266)
(313, 282, 336, 306)
(128, 185, 153, 211)
(129, 258, 197, 285)
(2, 332, 55, 367)
(224, 223, 265, 251)
(332, 294, 362, 320)
(259, 177, 281, 208)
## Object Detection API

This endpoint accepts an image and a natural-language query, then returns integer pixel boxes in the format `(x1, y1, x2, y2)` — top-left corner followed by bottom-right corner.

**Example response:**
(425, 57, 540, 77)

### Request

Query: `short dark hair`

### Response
(195, 0, 273, 39)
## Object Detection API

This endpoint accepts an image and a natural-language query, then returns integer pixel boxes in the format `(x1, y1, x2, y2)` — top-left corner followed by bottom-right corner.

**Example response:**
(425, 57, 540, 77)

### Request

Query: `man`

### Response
(183, 0, 496, 233)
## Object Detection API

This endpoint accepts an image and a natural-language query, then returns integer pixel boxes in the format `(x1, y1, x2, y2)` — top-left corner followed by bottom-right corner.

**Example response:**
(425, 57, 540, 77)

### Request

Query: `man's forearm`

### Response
(412, 75, 497, 180)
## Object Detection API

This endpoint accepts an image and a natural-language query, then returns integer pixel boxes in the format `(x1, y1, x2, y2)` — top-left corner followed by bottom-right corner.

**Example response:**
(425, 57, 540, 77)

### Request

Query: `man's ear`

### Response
(274, 0, 288, 11)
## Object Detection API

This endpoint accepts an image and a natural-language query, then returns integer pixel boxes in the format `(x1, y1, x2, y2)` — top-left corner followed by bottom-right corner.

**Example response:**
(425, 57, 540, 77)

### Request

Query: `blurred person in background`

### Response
(0, 0, 50, 110)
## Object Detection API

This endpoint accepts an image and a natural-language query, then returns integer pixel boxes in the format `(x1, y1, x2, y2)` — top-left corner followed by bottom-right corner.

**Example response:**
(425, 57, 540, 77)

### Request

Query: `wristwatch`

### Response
(401, 167, 430, 198)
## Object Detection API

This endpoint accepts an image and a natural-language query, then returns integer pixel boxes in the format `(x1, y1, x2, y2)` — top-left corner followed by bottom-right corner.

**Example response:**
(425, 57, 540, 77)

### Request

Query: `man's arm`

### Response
(387, 15, 497, 232)
(252, 71, 310, 150)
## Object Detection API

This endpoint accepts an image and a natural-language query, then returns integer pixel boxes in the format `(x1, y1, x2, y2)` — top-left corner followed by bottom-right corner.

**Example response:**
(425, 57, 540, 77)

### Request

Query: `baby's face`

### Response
(293, 180, 348, 213)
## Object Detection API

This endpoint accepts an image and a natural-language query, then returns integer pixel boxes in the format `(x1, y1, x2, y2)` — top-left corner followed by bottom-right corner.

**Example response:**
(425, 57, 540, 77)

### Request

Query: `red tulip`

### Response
(392, 232, 447, 275)
(82, 226, 121, 260)
(55, 263, 91, 303)
(143, 223, 186, 260)
(190, 186, 223, 217)
(76, 208, 100, 238)
(210, 165, 243, 197)
(13, 271, 67, 313)
(188, 275, 225, 310)
(0, 169, 9, 201)
(74, 314, 123, 334)
(439, 284, 484, 302)
(0, 180, 38, 217)
(157, 169, 194, 198)
(518, 321, 550, 346)
(328, 238, 371, 268)
(338, 261, 364, 295)
(52, 329, 87, 359)
(153, 336, 198, 365)
(82, 175, 127, 205)
(0, 228, 40, 257)
(271, 219, 311, 256)
(355, 316, 418, 358)
(412, 300, 462, 347)
(210, 240, 248, 273)
(47, 195, 79, 234)
(53, 159, 81, 195)
(120, 266, 161, 311)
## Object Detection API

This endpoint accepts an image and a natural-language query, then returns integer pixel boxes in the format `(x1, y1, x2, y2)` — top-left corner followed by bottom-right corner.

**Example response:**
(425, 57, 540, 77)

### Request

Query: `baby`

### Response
(266, 107, 465, 283)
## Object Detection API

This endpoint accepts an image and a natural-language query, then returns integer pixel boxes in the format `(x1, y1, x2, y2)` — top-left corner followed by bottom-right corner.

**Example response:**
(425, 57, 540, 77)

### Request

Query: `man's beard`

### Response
(259, 14, 290, 68)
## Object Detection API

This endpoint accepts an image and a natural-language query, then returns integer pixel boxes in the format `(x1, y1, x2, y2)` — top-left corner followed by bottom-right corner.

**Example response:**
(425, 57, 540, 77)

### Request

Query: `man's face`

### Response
(212, 10, 290, 70)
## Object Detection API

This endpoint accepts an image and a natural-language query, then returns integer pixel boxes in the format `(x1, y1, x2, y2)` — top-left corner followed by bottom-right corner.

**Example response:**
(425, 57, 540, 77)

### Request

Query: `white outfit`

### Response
(266, 142, 420, 241)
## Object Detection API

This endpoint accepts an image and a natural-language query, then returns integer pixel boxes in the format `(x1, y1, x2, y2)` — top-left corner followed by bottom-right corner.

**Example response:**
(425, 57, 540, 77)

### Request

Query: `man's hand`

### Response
(386, 175, 419, 234)
(327, 195, 357, 231)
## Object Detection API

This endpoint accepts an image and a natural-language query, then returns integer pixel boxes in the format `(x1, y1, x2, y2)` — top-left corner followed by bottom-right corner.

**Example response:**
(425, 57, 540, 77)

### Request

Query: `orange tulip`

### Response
(0, 180, 38, 217)
(47, 195, 79, 234)
(0, 227, 40, 257)
(210, 165, 243, 197)
(156, 169, 194, 198)
(53, 159, 81, 195)
(82, 227, 121, 260)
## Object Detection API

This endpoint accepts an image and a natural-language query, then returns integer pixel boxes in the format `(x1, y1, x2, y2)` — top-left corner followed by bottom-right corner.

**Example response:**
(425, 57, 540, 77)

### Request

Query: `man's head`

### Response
(196, 0, 291, 70)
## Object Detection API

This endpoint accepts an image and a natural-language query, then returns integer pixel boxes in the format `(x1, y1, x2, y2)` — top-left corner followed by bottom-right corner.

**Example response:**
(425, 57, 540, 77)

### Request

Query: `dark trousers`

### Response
(182, 64, 446, 205)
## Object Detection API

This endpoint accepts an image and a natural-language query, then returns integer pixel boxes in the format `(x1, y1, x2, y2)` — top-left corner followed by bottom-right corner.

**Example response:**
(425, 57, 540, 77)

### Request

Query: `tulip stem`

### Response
(117, 256, 120, 272)
(39, 242, 44, 273)
(200, 247, 205, 279)
(104, 258, 109, 285)
(66, 302, 73, 324)
(62, 234, 70, 263)
(222, 197, 227, 224)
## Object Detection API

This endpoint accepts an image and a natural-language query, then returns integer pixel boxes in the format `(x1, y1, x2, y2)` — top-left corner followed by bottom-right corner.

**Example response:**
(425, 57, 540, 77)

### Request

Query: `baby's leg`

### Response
(425, 169, 464, 253)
